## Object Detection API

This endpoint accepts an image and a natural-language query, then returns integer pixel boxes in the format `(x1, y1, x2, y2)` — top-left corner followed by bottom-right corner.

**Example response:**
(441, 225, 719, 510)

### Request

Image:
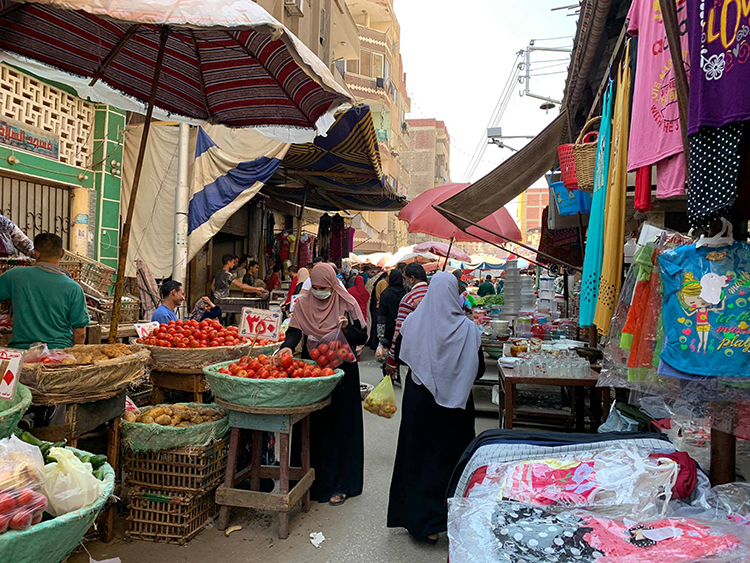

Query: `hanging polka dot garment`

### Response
(687, 124, 743, 229)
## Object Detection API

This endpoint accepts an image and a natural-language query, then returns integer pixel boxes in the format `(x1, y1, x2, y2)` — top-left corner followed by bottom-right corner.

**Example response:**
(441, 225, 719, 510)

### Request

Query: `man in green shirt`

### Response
(0, 233, 89, 349)
(478, 275, 496, 297)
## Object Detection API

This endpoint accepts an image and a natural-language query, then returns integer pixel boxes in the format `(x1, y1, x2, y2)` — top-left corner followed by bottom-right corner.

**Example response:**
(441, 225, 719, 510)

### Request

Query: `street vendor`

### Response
(0, 233, 88, 349)
(0, 214, 34, 257)
(151, 280, 185, 324)
(212, 254, 265, 299)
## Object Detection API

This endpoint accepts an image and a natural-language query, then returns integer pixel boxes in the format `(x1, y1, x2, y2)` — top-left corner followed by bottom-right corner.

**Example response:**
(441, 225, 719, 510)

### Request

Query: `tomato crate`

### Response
(126, 487, 218, 545)
(124, 438, 228, 493)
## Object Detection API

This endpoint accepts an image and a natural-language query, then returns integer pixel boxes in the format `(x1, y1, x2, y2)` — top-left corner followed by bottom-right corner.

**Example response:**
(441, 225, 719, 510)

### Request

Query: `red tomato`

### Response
(329, 359, 340, 369)
(0, 514, 8, 533)
(347, 353, 356, 362)
(313, 367, 323, 377)
(31, 511, 42, 525)
(0, 493, 16, 514)
(316, 356, 328, 367)
(249, 360, 261, 371)
(258, 369, 270, 379)
(318, 344, 329, 354)
(293, 368, 304, 378)
(325, 350, 337, 362)
(9, 510, 32, 531)
(236, 370, 248, 378)
(257, 354, 268, 363)
(246, 369, 257, 379)
(321, 368, 335, 377)
(337, 348, 348, 361)
(309, 349, 321, 361)
(15, 489, 34, 509)
(280, 353, 293, 369)
(229, 364, 240, 375)
(29, 493, 47, 512)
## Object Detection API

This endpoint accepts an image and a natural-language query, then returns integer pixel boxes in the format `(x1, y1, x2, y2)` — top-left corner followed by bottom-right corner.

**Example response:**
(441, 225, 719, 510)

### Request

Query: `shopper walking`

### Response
(377, 269, 406, 361)
(387, 271, 484, 543)
(478, 275, 496, 297)
(348, 274, 370, 320)
(366, 269, 387, 349)
(276, 264, 367, 506)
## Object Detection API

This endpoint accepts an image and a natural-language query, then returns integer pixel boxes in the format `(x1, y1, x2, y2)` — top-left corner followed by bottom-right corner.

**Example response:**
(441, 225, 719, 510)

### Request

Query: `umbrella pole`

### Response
(109, 27, 170, 343)
(294, 186, 309, 265)
(443, 238, 454, 271)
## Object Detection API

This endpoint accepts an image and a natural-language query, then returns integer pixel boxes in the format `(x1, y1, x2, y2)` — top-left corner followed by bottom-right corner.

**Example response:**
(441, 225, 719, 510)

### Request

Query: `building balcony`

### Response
(331, 0, 360, 62)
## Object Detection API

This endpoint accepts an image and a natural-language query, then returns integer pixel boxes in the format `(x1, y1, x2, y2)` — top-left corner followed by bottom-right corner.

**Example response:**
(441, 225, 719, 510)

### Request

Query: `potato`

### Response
(139, 415, 154, 424)
(163, 407, 173, 416)
(149, 407, 166, 419)
(170, 415, 182, 426)
(155, 414, 172, 425)
(177, 421, 191, 428)
(123, 411, 138, 423)
(189, 414, 203, 424)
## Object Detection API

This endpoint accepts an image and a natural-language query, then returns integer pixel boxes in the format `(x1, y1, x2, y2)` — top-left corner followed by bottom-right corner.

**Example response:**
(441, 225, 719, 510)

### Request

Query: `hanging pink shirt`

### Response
(626, 0, 690, 172)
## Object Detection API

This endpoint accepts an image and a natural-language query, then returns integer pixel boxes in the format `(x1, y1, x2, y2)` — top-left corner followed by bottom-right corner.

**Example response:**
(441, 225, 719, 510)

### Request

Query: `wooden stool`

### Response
(214, 397, 331, 539)
(150, 368, 210, 404)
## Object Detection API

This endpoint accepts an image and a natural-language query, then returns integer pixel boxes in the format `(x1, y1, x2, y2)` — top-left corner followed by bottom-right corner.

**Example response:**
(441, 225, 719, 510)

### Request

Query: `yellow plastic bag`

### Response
(363, 376, 398, 419)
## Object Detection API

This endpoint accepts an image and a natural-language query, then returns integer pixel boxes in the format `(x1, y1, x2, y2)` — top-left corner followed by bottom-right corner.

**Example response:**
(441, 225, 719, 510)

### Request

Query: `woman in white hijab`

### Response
(387, 271, 484, 544)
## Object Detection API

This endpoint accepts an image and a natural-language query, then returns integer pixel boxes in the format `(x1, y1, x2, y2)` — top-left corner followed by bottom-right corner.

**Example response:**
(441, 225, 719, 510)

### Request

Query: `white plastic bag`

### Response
(43, 447, 105, 517)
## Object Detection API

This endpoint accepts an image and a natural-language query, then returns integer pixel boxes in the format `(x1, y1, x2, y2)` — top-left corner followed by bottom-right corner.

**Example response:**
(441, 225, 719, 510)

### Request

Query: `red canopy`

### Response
(398, 183, 522, 243)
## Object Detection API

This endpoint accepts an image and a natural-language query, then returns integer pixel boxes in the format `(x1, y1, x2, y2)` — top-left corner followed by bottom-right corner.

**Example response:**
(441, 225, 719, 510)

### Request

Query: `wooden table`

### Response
(29, 391, 125, 542)
(499, 365, 611, 432)
(150, 368, 210, 404)
(214, 397, 330, 539)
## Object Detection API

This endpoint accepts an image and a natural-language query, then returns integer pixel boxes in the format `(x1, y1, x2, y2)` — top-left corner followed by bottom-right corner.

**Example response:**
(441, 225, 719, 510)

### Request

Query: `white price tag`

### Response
(134, 322, 159, 338)
(239, 308, 282, 341)
(0, 348, 26, 400)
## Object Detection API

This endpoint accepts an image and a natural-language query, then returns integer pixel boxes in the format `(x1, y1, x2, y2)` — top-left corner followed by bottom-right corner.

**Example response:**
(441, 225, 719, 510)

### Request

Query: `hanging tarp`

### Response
(187, 127, 288, 261)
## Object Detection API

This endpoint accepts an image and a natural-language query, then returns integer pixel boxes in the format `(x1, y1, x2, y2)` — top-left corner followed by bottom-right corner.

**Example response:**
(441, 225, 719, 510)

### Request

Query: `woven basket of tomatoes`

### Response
(203, 354, 344, 409)
(138, 319, 252, 371)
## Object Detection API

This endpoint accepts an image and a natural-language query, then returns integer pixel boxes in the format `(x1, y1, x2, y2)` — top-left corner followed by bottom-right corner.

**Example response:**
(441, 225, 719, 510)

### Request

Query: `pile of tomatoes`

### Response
(0, 488, 48, 533)
(219, 354, 337, 380)
(309, 339, 355, 369)
(137, 319, 249, 348)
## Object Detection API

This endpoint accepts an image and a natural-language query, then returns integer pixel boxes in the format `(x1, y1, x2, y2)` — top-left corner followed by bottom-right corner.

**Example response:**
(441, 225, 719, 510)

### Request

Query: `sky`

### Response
(394, 0, 578, 211)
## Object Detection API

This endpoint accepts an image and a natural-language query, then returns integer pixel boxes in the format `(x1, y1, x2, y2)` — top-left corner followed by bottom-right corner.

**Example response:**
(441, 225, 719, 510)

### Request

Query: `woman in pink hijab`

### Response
(276, 263, 367, 506)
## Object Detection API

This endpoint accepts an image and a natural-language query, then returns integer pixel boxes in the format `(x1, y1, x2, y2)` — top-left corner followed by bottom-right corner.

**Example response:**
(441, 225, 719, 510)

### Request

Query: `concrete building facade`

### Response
(516, 184, 549, 246)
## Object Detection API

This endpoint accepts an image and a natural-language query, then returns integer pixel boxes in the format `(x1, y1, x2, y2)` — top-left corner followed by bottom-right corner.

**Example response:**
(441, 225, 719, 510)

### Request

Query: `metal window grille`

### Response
(0, 176, 71, 248)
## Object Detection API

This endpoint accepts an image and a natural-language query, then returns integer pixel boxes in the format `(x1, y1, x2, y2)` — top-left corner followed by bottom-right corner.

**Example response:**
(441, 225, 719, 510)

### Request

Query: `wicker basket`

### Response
(144, 342, 252, 372)
(0, 384, 31, 439)
(62, 251, 115, 294)
(124, 437, 228, 493)
(572, 117, 601, 192)
(20, 345, 150, 405)
(126, 487, 218, 545)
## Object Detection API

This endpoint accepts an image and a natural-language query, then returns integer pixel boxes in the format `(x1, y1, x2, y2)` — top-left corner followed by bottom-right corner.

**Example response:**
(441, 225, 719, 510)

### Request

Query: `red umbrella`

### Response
(398, 183, 522, 243)
(413, 241, 470, 262)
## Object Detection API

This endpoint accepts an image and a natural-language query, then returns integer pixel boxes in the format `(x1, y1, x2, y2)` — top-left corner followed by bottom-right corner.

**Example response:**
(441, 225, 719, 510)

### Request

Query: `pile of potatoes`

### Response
(123, 405, 225, 427)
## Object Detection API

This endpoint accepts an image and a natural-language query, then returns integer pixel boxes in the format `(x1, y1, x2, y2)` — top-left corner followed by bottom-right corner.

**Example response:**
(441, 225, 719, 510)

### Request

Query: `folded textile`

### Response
(649, 451, 697, 500)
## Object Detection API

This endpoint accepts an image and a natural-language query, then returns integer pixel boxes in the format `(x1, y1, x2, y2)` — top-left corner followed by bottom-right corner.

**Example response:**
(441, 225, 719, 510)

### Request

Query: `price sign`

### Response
(0, 348, 26, 400)
(134, 322, 160, 338)
(239, 308, 282, 341)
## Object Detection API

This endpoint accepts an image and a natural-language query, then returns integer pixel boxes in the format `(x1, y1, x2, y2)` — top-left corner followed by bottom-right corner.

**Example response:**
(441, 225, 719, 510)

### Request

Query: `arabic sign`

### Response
(0, 117, 59, 160)
(239, 308, 282, 341)
(0, 348, 26, 400)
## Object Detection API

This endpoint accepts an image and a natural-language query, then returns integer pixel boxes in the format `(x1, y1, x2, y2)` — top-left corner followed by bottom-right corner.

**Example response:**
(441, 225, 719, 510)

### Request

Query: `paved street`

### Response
(70, 350, 499, 563)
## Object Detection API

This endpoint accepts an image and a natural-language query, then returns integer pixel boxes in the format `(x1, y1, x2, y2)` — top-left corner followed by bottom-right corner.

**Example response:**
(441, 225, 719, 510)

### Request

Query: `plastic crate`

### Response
(124, 438, 228, 493)
(126, 488, 218, 545)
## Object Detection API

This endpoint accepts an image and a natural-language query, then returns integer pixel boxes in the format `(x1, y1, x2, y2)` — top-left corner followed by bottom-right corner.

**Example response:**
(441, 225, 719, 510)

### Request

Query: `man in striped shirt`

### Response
(386, 263, 429, 382)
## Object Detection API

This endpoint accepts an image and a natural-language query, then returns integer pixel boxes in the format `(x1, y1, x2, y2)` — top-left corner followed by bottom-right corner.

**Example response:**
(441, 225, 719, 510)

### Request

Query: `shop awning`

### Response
(263, 105, 406, 211)
(435, 111, 568, 228)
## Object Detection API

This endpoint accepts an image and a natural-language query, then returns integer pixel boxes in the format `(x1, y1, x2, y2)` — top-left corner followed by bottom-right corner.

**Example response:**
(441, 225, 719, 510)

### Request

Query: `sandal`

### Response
(328, 494, 347, 506)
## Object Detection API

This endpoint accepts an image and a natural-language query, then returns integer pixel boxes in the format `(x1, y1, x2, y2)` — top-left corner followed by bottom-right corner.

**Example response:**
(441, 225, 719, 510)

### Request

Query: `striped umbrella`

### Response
(0, 0, 352, 338)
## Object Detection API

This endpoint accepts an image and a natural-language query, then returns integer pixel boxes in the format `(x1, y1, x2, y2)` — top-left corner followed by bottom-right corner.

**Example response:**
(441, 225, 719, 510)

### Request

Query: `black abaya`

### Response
(285, 319, 367, 502)
(387, 345, 485, 538)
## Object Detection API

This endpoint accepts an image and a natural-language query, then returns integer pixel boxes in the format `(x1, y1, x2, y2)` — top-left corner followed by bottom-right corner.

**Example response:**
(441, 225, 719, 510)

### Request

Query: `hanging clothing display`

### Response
(655, 151, 687, 199)
(330, 213, 345, 263)
(627, 0, 689, 199)
(297, 233, 314, 266)
(687, 123, 743, 228)
(659, 240, 750, 377)
(687, 0, 750, 133)
(594, 42, 632, 336)
(634, 166, 652, 212)
(579, 79, 614, 327)
(317, 213, 332, 260)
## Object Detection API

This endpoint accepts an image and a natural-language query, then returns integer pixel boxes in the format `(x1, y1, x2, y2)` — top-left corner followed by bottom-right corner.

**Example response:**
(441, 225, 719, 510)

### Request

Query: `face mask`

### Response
(312, 289, 332, 300)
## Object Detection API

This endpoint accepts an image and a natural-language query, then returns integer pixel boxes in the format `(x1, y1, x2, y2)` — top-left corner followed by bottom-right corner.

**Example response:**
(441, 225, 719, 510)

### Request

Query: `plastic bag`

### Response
(307, 326, 356, 370)
(375, 343, 388, 363)
(43, 447, 105, 517)
(363, 376, 397, 419)
(23, 343, 76, 366)
(0, 435, 47, 533)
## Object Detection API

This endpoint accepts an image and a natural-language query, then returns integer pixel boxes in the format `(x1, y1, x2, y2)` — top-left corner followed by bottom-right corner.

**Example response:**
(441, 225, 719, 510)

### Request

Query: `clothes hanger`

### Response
(695, 217, 734, 248)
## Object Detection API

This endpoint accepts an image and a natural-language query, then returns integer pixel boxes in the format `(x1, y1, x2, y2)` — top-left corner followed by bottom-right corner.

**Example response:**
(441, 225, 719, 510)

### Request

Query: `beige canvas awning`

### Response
(436, 111, 568, 228)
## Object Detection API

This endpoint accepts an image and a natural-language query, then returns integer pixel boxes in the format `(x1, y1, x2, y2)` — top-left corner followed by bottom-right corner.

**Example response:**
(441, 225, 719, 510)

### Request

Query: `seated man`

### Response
(0, 233, 88, 349)
(151, 280, 185, 324)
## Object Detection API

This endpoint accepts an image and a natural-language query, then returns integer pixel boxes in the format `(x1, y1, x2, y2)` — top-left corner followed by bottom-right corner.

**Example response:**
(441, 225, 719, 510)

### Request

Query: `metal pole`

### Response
(109, 26, 170, 342)
(295, 187, 309, 266)
(443, 238, 454, 271)
(659, 0, 690, 166)
(172, 122, 190, 317)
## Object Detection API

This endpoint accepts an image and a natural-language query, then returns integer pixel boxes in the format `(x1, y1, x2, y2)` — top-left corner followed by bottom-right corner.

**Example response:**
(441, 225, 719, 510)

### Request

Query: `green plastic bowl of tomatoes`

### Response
(204, 358, 345, 409)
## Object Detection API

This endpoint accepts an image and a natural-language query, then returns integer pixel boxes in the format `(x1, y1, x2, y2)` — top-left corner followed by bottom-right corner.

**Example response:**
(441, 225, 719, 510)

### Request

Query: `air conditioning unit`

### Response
(376, 77, 385, 89)
(284, 0, 304, 17)
(401, 122, 408, 132)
